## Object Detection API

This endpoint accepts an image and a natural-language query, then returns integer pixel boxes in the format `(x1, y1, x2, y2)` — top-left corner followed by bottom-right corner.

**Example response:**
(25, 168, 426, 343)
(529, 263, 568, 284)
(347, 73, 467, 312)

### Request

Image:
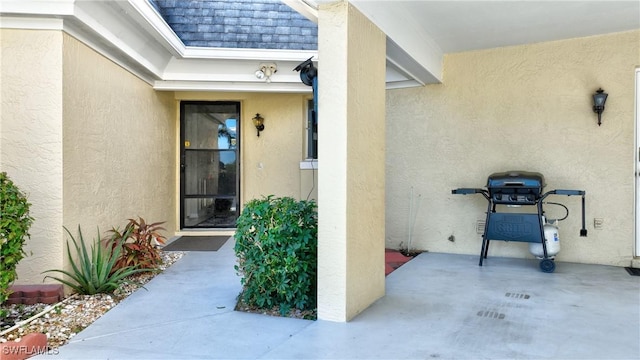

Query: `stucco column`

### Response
(317, 1, 386, 322)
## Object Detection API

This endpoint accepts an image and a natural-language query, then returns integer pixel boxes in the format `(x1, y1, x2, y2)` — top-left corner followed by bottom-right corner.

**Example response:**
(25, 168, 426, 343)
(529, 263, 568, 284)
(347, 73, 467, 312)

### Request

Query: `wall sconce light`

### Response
(255, 63, 277, 83)
(592, 88, 608, 126)
(252, 113, 265, 137)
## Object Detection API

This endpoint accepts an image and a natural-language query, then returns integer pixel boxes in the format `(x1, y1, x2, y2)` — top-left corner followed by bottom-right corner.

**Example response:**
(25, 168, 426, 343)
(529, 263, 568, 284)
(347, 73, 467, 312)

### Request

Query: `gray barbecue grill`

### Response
(452, 171, 587, 272)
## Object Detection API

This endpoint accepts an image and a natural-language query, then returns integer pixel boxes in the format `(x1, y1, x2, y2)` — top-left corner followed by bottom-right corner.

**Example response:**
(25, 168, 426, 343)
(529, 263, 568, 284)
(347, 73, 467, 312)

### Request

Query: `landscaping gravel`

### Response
(0, 251, 184, 349)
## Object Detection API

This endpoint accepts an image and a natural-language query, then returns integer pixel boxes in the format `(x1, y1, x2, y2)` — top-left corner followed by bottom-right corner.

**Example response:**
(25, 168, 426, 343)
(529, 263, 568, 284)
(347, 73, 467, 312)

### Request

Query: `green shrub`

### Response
(43, 226, 154, 295)
(0, 172, 34, 309)
(234, 196, 317, 316)
(105, 217, 166, 271)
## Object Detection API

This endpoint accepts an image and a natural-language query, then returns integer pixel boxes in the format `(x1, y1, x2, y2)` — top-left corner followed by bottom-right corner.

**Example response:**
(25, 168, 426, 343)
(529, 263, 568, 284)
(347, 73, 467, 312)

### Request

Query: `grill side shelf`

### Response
(452, 188, 489, 200)
(542, 189, 588, 237)
(548, 189, 585, 196)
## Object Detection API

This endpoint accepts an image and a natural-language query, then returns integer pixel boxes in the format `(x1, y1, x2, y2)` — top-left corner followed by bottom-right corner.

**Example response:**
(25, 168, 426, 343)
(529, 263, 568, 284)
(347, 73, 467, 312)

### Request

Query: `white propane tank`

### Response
(529, 219, 561, 258)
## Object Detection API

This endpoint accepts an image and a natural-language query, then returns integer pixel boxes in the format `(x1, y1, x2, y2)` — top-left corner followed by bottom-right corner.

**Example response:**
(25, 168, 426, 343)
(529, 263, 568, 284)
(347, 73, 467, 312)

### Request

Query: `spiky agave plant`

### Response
(43, 226, 154, 295)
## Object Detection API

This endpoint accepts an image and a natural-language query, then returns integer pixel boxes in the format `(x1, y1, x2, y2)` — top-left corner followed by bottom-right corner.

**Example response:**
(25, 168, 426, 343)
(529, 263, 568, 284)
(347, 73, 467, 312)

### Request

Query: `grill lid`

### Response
(487, 171, 545, 204)
(487, 171, 545, 189)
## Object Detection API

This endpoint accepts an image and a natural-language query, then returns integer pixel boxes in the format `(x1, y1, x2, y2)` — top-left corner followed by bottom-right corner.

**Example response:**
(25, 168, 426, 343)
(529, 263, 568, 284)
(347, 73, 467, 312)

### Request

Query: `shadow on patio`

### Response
(41, 239, 640, 359)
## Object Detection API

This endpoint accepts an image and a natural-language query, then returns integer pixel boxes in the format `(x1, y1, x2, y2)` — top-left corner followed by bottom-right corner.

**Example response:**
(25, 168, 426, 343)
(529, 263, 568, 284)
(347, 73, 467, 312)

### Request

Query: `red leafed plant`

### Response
(106, 217, 167, 271)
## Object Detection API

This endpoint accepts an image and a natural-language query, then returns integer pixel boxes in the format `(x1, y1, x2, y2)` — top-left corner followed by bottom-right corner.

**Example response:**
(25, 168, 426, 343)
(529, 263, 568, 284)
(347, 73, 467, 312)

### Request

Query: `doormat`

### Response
(162, 236, 230, 252)
(625, 267, 640, 276)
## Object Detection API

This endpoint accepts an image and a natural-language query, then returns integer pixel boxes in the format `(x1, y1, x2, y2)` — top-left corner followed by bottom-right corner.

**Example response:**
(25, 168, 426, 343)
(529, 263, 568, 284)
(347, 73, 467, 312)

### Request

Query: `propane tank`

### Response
(529, 218, 561, 258)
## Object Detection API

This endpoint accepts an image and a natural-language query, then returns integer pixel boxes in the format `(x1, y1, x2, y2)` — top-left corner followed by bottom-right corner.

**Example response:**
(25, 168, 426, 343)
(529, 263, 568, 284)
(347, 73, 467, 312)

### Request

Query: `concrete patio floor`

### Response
(37, 239, 640, 360)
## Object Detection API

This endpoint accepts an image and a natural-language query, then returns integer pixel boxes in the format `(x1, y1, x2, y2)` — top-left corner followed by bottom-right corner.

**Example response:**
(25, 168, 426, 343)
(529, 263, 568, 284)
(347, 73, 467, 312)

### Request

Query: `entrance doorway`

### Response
(180, 101, 240, 228)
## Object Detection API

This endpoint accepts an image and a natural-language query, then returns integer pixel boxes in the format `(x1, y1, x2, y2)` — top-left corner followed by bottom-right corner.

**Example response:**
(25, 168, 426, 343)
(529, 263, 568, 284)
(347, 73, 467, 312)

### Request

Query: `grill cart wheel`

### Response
(539, 259, 556, 273)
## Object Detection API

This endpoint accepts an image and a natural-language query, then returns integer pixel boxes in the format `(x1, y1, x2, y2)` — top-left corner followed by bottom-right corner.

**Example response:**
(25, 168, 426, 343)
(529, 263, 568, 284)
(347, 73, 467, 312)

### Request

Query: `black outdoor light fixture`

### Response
(252, 113, 265, 137)
(592, 88, 608, 126)
(293, 57, 317, 86)
(294, 57, 318, 140)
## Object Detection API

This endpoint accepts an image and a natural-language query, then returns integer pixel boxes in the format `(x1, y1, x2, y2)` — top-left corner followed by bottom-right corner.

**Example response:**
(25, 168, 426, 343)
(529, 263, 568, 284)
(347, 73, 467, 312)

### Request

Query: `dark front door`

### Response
(180, 101, 240, 228)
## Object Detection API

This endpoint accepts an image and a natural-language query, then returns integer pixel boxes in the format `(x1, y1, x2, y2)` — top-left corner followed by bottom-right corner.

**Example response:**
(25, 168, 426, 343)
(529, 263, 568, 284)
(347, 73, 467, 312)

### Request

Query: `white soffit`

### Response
(402, 1, 640, 53)
(0, 0, 75, 16)
(345, 0, 640, 84)
(153, 80, 314, 93)
(2, 1, 639, 91)
(350, 0, 444, 84)
(161, 57, 313, 93)
(0, 0, 322, 92)
(0, 0, 172, 83)
(290, 0, 433, 85)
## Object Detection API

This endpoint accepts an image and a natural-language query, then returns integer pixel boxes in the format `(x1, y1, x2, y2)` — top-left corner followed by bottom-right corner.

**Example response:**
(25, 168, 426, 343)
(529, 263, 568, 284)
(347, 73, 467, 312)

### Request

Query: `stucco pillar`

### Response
(317, 1, 386, 321)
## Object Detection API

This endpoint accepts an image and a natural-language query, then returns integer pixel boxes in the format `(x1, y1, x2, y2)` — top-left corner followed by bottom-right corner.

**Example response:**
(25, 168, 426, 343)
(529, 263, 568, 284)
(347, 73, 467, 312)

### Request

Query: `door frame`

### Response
(635, 68, 640, 257)
(179, 100, 241, 230)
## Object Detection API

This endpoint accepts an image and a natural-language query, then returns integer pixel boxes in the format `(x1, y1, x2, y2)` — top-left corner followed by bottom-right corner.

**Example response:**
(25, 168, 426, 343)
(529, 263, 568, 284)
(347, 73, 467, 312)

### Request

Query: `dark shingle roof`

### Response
(149, 0, 318, 50)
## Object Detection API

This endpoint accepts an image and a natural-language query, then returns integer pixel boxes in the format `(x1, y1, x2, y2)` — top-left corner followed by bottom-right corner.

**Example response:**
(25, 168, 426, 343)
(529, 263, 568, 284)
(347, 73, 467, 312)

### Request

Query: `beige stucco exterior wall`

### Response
(173, 92, 311, 214)
(386, 30, 640, 267)
(317, 2, 386, 321)
(0, 29, 176, 285)
(62, 33, 176, 250)
(1, 29, 65, 284)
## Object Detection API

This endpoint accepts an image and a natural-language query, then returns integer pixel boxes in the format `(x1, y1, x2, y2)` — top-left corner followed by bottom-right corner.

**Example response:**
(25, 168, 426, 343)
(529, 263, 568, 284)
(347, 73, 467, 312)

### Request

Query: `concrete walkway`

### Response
(37, 240, 640, 359)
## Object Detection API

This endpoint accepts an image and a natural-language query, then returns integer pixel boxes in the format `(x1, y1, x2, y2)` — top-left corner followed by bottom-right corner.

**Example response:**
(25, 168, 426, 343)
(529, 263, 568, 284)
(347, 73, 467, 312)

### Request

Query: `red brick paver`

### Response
(6, 285, 63, 305)
(385, 249, 413, 276)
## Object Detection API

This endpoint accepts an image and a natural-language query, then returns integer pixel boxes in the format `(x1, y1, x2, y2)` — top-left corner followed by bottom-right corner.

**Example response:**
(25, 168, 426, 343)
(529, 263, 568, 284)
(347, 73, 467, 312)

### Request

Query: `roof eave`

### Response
(0, 0, 430, 91)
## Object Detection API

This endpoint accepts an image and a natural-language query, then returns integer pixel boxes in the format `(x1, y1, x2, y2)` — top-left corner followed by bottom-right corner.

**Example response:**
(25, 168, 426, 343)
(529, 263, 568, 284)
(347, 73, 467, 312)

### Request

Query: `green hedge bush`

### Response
(0, 172, 34, 308)
(234, 196, 317, 316)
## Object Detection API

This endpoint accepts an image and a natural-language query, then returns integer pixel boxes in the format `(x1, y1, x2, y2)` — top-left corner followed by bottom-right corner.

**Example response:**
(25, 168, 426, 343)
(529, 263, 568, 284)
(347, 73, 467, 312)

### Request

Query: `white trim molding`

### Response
(0, 0, 428, 91)
(300, 159, 318, 170)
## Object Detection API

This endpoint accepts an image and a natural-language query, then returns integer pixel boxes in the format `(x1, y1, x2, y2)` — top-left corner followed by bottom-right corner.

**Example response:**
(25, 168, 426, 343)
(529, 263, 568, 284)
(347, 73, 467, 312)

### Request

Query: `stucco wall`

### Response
(62, 34, 176, 250)
(1, 30, 177, 284)
(1, 29, 65, 284)
(173, 92, 310, 211)
(317, 1, 386, 322)
(386, 30, 640, 266)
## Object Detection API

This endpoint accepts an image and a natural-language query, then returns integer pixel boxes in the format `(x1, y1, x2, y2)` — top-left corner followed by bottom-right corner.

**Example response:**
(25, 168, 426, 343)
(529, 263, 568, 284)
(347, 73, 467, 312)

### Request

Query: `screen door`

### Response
(180, 101, 240, 228)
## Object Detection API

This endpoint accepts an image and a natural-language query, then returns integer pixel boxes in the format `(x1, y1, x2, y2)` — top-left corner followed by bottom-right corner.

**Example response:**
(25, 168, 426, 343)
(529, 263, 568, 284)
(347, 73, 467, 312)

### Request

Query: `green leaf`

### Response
(0, 172, 34, 303)
(234, 196, 317, 315)
(43, 225, 155, 295)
